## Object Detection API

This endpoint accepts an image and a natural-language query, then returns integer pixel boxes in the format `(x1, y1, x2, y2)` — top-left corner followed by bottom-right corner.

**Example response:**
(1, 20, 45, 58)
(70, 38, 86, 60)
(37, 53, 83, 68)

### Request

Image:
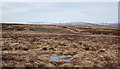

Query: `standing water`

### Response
(50, 54, 78, 61)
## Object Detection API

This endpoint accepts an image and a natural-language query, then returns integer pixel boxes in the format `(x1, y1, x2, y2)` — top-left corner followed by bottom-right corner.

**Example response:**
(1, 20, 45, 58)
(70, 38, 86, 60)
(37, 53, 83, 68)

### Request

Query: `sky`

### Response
(2, 2, 118, 24)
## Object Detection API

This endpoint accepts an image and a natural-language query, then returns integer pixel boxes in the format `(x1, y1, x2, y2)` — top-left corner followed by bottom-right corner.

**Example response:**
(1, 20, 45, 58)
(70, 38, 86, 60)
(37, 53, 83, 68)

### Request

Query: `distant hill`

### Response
(1, 22, 118, 26)
(51, 22, 102, 26)
(99, 23, 118, 26)
(50, 22, 118, 26)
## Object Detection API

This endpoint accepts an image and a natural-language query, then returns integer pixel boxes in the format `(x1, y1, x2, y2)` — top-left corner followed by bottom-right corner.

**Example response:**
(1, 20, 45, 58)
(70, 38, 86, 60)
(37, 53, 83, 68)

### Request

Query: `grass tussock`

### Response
(2, 24, 118, 67)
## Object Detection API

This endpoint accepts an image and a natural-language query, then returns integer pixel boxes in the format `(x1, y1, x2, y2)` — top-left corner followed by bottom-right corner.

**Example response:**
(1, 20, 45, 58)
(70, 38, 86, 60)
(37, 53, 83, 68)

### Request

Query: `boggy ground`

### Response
(2, 23, 119, 67)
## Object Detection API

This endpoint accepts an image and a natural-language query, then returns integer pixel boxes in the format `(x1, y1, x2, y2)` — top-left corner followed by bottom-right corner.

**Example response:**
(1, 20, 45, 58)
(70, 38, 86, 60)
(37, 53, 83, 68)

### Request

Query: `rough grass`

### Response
(2, 24, 118, 67)
(29, 27, 72, 33)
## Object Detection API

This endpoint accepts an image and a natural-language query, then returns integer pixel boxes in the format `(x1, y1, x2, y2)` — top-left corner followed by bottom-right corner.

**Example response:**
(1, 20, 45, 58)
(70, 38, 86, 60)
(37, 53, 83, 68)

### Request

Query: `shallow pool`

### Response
(50, 54, 78, 61)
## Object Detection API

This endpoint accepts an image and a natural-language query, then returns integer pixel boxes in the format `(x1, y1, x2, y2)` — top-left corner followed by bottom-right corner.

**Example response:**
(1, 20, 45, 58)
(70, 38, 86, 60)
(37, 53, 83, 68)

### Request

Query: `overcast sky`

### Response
(2, 2, 118, 24)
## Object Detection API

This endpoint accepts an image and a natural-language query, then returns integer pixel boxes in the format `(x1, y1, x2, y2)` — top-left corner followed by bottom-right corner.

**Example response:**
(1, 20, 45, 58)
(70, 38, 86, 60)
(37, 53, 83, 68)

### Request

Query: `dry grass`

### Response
(2, 23, 118, 67)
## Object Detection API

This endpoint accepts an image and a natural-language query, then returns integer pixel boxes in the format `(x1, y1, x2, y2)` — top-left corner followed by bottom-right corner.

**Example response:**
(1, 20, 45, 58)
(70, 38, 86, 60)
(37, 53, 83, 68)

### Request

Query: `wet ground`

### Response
(2, 24, 119, 67)
(50, 54, 78, 61)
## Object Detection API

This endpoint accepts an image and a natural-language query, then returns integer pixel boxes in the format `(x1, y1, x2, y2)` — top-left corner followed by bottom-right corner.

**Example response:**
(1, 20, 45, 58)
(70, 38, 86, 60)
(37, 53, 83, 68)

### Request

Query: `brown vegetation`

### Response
(2, 23, 118, 67)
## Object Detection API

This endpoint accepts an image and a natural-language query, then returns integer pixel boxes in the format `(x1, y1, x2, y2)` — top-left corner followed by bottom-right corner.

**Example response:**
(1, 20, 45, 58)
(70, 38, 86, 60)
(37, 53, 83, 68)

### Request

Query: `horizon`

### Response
(1, 21, 118, 26)
(2, 2, 118, 24)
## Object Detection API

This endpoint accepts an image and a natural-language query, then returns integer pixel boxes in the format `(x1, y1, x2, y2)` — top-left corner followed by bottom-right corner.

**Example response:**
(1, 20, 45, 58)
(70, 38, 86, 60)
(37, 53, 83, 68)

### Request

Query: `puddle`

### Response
(50, 54, 78, 62)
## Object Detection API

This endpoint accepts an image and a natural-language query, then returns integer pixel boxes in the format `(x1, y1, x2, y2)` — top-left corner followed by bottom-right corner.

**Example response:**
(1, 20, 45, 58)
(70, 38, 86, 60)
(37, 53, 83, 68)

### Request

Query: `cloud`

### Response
(2, 2, 58, 16)
(1, 0, 119, 2)
(2, 2, 118, 23)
